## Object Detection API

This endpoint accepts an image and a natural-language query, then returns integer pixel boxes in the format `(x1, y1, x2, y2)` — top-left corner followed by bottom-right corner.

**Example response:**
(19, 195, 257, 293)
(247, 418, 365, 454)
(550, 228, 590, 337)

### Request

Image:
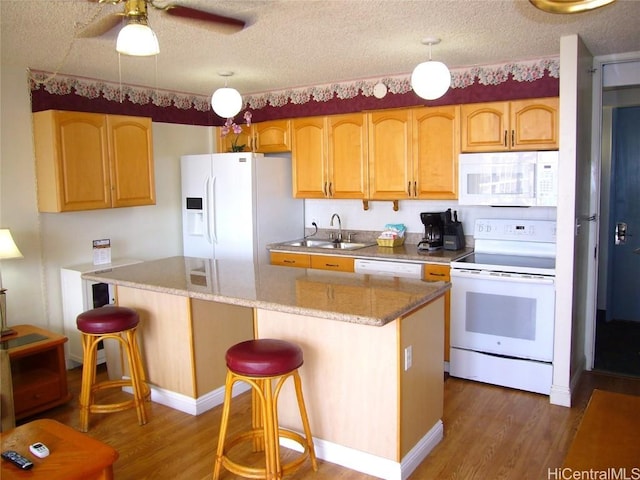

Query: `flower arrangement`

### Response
(221, 111, 252, 152)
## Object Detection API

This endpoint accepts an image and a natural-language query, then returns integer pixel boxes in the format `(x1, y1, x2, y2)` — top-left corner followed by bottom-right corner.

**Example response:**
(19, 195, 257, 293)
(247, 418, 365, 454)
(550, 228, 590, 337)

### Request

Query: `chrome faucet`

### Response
(330, 213, 342, 242)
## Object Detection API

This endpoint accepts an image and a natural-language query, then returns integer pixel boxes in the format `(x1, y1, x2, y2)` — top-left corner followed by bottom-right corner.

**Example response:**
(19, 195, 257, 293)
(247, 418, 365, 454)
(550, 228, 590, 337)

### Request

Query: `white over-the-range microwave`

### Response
(458, 151, 559, 206)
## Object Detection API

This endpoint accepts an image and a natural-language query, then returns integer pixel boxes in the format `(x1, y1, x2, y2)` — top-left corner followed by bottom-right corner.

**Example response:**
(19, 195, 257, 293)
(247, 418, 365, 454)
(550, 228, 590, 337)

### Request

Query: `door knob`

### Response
(615, 222, 627, 245)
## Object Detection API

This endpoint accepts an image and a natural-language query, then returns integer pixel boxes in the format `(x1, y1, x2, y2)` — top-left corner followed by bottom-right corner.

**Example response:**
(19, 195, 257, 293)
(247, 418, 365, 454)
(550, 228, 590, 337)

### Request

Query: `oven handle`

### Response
(450, 269, 555, 285)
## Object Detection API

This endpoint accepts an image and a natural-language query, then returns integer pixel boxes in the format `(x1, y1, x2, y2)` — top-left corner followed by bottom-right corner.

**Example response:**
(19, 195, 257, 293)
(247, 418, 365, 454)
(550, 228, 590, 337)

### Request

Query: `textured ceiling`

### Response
(1, 0, 639, 98)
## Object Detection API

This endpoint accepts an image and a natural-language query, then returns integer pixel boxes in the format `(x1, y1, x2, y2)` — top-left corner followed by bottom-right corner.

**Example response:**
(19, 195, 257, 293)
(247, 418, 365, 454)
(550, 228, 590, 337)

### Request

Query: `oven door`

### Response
(450, 269, 555, 362)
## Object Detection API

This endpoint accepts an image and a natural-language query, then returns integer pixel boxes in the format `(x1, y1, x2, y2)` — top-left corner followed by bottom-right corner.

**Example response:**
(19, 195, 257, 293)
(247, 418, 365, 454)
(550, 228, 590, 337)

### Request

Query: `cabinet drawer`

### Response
(310, 255, 354, 272)
(423, 264, 450, 281)
(13, 372, 61, 415)
(270, 252, 311, 268)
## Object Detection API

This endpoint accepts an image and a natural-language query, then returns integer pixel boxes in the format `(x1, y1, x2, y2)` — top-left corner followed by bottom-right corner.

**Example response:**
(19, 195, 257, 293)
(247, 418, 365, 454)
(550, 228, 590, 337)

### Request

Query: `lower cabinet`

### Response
(424, 264, 451, 363)
(270, 252, 354, 272)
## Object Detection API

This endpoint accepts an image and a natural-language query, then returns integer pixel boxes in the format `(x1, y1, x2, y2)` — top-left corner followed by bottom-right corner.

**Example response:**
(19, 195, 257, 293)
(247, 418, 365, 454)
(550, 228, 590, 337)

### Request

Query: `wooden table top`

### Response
(1, 325, 67, 359)
(1, 419, 118, 479)
(563, 389, 640, 470)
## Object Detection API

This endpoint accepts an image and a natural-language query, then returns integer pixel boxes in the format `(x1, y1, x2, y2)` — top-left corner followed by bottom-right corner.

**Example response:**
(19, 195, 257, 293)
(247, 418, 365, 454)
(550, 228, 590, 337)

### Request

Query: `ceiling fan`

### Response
(79, 0, 246, 39)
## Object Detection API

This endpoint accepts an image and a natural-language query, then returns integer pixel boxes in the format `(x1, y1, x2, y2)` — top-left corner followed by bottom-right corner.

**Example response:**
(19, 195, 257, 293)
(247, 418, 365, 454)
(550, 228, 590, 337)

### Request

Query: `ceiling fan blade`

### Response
(163, 5, 246, 33)
(76, 13, 123, 38)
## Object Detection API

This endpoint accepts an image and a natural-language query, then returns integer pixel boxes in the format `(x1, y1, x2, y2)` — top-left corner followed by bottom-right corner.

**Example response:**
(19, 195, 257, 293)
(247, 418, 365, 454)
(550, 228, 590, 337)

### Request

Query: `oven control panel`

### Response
(474, 219, 556, 243)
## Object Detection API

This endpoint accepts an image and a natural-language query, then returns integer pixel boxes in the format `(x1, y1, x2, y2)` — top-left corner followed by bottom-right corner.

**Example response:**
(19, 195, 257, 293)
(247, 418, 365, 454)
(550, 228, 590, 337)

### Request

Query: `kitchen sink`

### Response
(281, 239, 374, 250)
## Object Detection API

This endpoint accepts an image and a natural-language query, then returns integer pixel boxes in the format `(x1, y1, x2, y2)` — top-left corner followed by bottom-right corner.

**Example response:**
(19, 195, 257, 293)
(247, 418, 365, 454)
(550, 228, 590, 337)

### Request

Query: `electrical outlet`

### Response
(404, 345, 412, 371)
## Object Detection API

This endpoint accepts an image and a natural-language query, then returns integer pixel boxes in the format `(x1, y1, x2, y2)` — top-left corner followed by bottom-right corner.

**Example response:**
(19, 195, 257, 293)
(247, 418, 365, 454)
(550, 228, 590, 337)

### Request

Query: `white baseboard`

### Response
(281, 420, 443, 480)
(124, 381, 250, 416)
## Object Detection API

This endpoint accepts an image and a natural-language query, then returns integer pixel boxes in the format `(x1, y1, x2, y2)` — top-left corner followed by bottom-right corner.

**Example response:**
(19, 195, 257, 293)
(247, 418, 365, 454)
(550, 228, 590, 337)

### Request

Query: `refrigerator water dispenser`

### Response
(185, 197, 204, 236)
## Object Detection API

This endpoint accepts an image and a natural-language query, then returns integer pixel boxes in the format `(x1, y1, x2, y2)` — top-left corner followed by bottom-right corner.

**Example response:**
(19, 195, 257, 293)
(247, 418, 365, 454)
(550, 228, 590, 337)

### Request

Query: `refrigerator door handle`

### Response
(209, 175, 217, 244)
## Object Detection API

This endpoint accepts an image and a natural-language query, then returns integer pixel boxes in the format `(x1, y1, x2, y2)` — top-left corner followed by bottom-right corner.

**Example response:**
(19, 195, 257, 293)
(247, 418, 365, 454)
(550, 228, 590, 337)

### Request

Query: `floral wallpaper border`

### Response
(29, 57, 559, 116)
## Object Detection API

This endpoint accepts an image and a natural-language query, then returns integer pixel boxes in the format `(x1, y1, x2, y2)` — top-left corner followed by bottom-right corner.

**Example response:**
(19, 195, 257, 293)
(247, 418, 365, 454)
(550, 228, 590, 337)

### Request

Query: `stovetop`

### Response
(451, 219, 557, 276)
(451, 252, 555, 276)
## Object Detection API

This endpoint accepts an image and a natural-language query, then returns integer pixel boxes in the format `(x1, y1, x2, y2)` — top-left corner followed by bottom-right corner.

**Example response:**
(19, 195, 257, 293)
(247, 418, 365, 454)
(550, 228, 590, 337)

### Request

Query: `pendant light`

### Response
(116, 1, 159, 56)
(411, 37, 451, 101)
(211, 72, 243, 118)
(529, 0, 616, 13)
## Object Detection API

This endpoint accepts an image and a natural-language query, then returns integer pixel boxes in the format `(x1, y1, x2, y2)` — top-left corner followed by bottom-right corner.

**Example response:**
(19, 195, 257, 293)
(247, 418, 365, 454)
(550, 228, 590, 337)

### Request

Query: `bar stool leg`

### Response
(123, 329, 148, 426)
(213, 371, 236, 480)
(292, 371, 318, 471)
(79, 334, 98, 433)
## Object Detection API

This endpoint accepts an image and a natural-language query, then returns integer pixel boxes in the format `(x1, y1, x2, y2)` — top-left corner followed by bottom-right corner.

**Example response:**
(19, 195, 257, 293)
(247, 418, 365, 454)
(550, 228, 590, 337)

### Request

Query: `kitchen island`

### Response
(83, 256, 449, 480)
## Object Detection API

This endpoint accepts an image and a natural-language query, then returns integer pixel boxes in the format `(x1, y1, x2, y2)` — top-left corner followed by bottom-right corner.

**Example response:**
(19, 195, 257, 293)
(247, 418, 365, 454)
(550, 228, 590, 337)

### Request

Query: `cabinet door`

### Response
(310, 255, 354, 272)
(33, 110, 111, 212)
(107, 115, 156, 207)
(367, 110, 412, 199)
(255, 119, 291, 152)
(423, 264, 451, 362)
(270, 251, 311, 268)
(412, 106, 460, 199)
(327, 113, 368, 199)
(460, 102, 509, 152)
(510, 97, 559, 150)
(292, 117, 327, 198)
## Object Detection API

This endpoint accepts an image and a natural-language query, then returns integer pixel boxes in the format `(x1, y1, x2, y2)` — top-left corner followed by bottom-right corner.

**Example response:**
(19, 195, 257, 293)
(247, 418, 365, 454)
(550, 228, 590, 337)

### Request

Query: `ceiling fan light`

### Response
(411, 60, 451, 100)
(211, 87, 243, 118)
(116, 23, 160, 56)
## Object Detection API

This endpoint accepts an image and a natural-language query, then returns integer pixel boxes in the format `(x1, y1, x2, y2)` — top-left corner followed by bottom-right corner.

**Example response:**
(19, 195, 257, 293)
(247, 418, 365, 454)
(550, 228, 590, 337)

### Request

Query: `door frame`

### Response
(585, 52, 640, 370)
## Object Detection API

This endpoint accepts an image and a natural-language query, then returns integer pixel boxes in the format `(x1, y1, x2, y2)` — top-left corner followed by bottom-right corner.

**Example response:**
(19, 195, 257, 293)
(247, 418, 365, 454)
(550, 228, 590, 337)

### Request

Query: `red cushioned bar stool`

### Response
(76, 305, 149, 432)
(213, 339, 318, 479)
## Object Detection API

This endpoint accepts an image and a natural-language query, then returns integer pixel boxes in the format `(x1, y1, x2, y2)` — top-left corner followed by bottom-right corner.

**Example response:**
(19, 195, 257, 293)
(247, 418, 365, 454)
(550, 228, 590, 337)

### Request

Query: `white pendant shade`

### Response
(116, 23, 160, 56)
(211, 87, 243, 118)
(411, 60, 451, 100)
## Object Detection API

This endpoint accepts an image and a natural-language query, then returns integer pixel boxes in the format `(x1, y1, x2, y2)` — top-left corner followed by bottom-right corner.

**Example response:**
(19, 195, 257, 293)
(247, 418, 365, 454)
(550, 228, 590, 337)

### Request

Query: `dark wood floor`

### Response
(22, 366, 640, 480)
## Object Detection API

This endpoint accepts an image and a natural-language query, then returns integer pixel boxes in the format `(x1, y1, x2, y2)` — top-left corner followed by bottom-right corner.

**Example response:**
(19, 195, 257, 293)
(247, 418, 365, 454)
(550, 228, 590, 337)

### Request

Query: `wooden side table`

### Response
(1, 418, 118, 479)
(2, 325, 72, 420)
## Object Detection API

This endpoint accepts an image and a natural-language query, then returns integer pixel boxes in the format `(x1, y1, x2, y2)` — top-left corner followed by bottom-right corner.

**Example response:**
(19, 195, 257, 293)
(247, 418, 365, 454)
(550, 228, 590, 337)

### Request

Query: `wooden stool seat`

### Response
(213, 339, 318, 479)
(76, 306, 149, 433)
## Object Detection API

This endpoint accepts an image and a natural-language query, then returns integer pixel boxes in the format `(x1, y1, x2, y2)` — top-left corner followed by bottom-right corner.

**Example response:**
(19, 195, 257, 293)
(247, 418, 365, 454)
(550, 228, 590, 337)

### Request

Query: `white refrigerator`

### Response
(181, 153, 303, 264)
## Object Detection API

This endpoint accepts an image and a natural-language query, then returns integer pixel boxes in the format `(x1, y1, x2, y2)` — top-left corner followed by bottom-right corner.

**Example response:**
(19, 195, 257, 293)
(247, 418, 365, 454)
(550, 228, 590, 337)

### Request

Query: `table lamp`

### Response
(0, 229, 23, 337)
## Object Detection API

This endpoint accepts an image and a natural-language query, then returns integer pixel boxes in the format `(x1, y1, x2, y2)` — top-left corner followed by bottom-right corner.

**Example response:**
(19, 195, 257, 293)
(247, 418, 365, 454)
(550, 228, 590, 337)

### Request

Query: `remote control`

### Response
(1, 450, 34, 470)
(29, 442, 50, 458)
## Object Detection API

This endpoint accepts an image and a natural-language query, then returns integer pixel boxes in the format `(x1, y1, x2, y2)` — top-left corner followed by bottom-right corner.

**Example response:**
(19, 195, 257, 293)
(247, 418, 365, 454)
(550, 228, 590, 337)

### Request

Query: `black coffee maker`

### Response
(417, 212, 444, 251)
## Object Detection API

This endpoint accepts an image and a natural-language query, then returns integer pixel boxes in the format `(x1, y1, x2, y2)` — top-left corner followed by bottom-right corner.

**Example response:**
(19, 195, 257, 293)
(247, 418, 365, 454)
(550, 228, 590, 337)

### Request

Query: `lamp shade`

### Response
(411, 60, 451, 100)
(211, 87, 243, 118)
(116, 23, 160, 56)
(0, 229, 23, 260)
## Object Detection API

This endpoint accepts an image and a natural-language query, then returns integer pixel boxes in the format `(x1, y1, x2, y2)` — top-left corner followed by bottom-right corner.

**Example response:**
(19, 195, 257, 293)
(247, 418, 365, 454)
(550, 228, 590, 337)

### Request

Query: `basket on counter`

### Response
(376, 237, 404, 247)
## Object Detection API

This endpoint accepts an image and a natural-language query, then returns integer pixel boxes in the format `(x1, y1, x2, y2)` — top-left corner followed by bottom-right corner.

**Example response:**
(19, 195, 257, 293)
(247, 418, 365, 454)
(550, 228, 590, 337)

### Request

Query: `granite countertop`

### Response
(83, 256, 450, 327)
(268, 241, 473, 264)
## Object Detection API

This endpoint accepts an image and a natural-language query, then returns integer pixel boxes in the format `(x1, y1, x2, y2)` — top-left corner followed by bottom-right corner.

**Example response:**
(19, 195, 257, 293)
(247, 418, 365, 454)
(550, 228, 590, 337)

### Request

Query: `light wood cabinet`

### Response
(367, 109, 412, 200)
(411, 106, 460, 199)
(33, 110, 155, 212)
(291, 116, 327, 198)
(368, 107, 459, 200)
(291, 114, 367, 199)
(310, 254, 354, 272)
(424, 264, 451, 362)
(217, 119, 291, 153)
(270, 251, 354, 272)
(254, 119, 291, 152)
(460, 97, 559, 152)
(270, 251, 311, 268)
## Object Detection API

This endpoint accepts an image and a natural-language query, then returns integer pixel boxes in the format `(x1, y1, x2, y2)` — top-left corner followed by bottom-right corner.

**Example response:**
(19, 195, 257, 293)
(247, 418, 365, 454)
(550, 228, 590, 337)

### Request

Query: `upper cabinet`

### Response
(367, 110, 411, 200)
(292, 114, 367, 199)
(460, 97, 559, 152)
(368, 107, 459, 200)
(217, 119, 292, 153)
(33, 110, 155, 212)
(254, 119, 291, 153)
(411, 105, 460, 199)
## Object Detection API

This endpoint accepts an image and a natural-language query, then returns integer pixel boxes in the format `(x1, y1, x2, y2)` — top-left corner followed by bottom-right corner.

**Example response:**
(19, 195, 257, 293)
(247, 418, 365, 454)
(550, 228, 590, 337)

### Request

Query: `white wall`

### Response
(0, 64, 215, 334)
(305, 199, 556, 239)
